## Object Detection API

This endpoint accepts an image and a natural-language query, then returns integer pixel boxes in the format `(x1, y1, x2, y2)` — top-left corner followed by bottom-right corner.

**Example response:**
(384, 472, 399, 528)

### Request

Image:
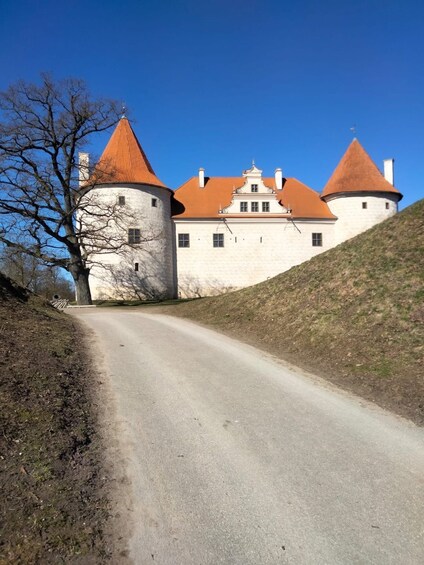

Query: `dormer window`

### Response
(240, 202, 248, 212)
(251, 202, 259, 212)
(251, 184, 258, 192)
(262, 202, 270, 212)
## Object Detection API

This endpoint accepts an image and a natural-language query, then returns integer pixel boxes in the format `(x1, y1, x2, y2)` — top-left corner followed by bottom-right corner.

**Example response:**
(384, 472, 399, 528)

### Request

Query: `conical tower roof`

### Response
(322, 139, 402, 200)
(93, 117, 166, 188)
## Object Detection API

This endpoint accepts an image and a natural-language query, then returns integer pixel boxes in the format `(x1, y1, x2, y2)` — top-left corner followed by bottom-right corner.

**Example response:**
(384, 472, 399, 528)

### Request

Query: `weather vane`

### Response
(350, 124, 357, 137)
(121, 102, 127, 119)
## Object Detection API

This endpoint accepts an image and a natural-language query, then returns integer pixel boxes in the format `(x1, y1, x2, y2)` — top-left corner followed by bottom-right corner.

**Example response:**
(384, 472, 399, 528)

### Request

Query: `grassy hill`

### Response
(164, 199, 424, 425)
(0, 274, 111, 563)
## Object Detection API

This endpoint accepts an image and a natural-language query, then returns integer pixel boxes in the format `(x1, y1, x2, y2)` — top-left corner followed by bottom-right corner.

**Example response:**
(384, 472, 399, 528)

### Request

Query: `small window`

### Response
(178, 233, 190, 248)
(362, 202, 367, 209)
(151, 198, 157, 207)
(118, 196, 125, 205)
(240, 202, 248, 212)
(251, 184, 258, 192)
(128, 228, 141, 244)
(213, 233, 224, 247)
(385, 202, 389, 210)
(312, 233, 322, 247)
(262, 202, 270, 212)
(251, 202, 259, 212)
(134, 262, 139, 272)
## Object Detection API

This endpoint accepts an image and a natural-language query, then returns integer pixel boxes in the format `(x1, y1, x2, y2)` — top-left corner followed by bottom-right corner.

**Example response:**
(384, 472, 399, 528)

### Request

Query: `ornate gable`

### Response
(220, 163, 289, 215)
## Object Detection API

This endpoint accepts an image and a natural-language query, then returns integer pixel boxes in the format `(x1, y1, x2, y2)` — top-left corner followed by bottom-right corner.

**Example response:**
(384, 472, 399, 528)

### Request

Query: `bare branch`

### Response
(0, 74, 124, 303)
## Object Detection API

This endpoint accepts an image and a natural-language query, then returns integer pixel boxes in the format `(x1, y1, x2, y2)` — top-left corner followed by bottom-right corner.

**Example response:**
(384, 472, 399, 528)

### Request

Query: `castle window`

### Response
(151, 198, 157, 207)
(251, 202, 259, 212)
(118, 196, 125, 205)
(262, 202, 270, 212)
(362, 202, 367, 209)
(213, 233, 224, 247)
(128, 228, 141, 244)
(178, 233, 190, 247)
(312, 233, 322, 247)
(251, 184, 258, 192)
(134, 262, 139, 272)
(385, 202, 390, 209)
(240, 202, 248, 212)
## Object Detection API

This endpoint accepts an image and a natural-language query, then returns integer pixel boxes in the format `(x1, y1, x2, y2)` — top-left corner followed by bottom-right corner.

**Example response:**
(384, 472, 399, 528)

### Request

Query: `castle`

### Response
(82, 117, 402, 300)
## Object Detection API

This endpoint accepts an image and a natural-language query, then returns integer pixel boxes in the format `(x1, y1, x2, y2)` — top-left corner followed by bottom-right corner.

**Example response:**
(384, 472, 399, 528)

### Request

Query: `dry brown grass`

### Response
(0, 274, 112, 563)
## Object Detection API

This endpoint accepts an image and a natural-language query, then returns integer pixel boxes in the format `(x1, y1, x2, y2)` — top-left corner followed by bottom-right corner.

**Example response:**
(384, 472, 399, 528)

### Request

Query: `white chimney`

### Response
(199, 167, 205, 188)
(383, 158, 394, 186)
(275, 168, 283, 190)
(79, 152, 90, 186)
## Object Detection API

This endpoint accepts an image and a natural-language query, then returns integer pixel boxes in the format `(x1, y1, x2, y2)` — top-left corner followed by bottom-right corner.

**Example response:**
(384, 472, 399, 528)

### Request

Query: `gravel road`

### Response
(71, 309, 424, 564)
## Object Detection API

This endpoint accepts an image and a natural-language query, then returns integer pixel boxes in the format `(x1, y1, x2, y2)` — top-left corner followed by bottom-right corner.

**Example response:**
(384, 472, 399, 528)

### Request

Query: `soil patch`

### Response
(0, 273, 124, 563)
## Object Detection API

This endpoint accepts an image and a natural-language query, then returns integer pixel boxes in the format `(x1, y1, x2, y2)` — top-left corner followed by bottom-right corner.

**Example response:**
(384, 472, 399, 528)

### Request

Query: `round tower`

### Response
(321, 139, 402, 245)
(83, 117, 176, 300)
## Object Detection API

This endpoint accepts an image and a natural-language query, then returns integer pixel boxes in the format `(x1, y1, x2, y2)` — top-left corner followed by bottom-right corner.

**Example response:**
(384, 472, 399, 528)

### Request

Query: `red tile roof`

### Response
(322, 139, 402, 199)
(172, 177, 336, 219)
(92, 118, 166, 188)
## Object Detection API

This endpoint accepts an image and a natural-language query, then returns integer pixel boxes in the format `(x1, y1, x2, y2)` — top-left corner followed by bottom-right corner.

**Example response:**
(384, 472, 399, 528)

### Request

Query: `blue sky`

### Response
(1, 0, 423, 208)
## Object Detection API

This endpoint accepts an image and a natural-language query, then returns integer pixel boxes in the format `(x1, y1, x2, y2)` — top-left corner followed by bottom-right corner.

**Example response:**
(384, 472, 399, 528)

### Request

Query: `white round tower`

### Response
(83, 117, 176, 300)
(321, 139, 402, 245)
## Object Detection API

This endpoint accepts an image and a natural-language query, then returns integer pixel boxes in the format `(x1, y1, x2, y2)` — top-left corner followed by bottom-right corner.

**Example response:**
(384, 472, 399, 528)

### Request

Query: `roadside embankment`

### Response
(161, 200, 424, 425)
(0, 273, 114, 563)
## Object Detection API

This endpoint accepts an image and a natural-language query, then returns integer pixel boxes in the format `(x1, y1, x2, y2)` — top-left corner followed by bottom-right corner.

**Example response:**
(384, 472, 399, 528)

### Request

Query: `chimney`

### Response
(383, 158, 394, 186)
(275, 168, 283, 190)
(79, 152, 90, 186)
(199, 167, 205, 188)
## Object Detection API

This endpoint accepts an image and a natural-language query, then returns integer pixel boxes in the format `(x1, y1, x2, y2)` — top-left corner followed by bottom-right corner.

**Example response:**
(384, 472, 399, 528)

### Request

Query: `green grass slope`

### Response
(165, 199, 424, 424)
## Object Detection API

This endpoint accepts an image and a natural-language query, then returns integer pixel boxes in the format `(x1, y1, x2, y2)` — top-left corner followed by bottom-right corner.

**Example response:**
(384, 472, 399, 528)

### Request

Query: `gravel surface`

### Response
(71, 309, 424, 565)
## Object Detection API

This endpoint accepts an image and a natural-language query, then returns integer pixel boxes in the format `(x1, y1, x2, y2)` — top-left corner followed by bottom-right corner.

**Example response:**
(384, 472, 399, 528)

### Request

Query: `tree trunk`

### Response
(70, 265, 92, 305)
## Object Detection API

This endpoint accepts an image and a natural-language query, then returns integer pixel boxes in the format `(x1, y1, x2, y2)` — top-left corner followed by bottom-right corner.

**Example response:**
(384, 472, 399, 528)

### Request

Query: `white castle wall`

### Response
(81, 174, 400, 301)
(174, 218, 335, 297)
(325, 193, 399, 245)
(85, 183, 176, 300)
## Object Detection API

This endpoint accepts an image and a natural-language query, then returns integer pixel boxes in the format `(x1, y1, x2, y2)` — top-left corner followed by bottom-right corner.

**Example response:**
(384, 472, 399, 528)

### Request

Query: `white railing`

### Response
(50, 297, 69, 310)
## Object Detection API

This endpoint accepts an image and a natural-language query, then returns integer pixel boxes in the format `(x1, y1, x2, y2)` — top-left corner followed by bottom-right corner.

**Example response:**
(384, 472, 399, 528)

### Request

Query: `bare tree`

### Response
(0, 245, 42, 290)
(0, 245, 74, 299)
(0, 74, 126, 304)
